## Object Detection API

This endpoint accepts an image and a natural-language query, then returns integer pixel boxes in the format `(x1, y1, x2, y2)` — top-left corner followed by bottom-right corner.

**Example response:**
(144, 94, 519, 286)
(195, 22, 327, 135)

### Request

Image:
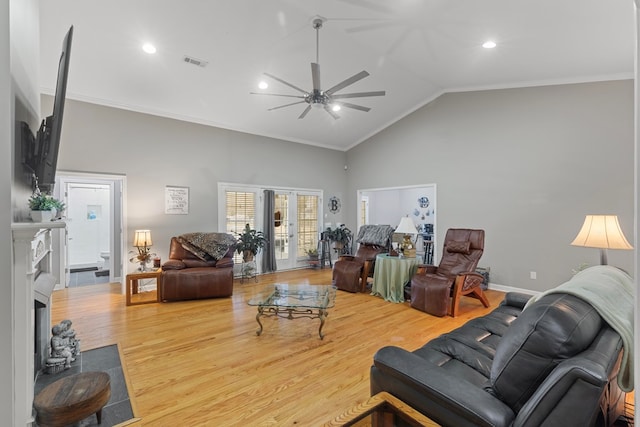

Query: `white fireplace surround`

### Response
(12, 221, 66, 426)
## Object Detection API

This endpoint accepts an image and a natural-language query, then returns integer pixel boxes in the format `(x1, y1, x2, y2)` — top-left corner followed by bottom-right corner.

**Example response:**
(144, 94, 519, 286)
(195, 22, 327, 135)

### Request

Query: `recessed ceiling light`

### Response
(258, 81, 268, 90)
(142, 43, 157, 54)
(482, 41, 497, 49)
(332, 104, 341, 112)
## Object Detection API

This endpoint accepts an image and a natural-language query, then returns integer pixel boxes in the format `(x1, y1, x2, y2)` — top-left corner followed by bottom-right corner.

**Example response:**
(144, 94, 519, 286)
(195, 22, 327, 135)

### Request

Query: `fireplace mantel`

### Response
(12, 221, 66, 426)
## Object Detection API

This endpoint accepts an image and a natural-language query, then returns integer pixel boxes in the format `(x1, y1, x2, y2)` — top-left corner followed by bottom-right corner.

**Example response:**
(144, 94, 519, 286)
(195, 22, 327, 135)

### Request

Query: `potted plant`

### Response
(305, 248, 319, 260)
(28, 192, 65, 222)
(235, 224, 267, 262)
(325, 225, 352, 255)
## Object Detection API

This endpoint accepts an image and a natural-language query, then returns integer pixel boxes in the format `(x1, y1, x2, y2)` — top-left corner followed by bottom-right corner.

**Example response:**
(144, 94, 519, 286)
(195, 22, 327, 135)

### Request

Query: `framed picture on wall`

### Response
(165, 186, 189, 214)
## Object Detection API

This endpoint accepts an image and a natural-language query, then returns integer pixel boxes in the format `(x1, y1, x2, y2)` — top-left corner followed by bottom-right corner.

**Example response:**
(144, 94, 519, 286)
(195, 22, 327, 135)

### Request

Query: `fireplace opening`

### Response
(34, 299, 49, 378)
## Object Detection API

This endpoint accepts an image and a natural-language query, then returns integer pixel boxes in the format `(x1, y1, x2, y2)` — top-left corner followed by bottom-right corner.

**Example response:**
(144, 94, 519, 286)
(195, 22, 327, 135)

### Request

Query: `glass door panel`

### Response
(274, 193, 294, 270)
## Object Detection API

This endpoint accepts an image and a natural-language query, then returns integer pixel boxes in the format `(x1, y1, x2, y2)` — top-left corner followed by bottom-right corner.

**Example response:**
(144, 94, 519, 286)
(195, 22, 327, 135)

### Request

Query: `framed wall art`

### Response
(165, 186, 189, 214)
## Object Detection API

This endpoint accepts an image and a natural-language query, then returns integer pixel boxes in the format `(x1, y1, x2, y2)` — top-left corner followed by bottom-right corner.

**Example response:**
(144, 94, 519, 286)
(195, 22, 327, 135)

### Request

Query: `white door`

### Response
(57, 173, 125, 286)
(274, 192, 295, 270)
(219, 184, 322, 273)
(274, 191, 322, 270)
(66, 183, 112, 271)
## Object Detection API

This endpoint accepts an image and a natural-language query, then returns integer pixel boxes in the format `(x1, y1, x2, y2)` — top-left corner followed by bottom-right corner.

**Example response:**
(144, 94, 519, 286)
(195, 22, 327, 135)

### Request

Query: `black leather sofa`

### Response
(370, 290, 627, 426)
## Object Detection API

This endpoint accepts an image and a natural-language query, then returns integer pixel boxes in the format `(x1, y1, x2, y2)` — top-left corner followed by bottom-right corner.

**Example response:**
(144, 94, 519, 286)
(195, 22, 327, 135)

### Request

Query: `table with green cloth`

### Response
(371, 254, 419, 303)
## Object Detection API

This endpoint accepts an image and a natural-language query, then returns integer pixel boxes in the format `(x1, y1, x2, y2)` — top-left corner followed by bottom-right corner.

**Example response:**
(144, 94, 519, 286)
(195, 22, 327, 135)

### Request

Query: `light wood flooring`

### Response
(51, 268, 507, 426)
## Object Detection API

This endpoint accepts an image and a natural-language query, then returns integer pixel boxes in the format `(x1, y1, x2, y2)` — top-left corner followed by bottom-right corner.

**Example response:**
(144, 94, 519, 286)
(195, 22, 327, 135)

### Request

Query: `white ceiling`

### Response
(38, 0, 635, 151)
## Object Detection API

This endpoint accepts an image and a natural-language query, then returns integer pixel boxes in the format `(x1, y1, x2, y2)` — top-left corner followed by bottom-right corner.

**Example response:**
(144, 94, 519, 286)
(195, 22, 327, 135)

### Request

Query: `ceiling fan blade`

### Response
(250, 92, 305, 99)
(311, 63, 321, 92)
(332, 91, 386, 99)
(325, 71, 370, 95)
(263, 72, 308, 94)
(345, 21, 399, 34)
(336, 102, 371, 112)
(298, 105, 312, 119)
(336, 0, 395, 14)
(324, 105, 341, 120)
(268, 101, 306, 111)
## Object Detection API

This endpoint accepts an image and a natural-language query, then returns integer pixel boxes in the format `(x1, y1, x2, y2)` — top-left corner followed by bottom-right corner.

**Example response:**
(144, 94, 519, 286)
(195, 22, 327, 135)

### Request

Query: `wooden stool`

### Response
(34, 371, 111, 426)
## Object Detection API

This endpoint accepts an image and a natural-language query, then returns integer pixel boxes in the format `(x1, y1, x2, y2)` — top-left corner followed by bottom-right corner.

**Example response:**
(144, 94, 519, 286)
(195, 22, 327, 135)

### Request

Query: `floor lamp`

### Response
(570, 215, 633, 265)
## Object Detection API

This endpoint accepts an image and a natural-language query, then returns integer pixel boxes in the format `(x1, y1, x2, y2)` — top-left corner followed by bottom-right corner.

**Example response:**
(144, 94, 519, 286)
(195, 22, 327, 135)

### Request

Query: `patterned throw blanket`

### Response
(356, 225, 395, 246)
(177, 232, 236, 261)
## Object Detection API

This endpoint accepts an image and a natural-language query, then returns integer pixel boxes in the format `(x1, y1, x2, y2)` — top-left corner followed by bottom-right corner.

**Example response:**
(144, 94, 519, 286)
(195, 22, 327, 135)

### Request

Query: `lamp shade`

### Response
(133, 229, 153, 247)
(395, 217, 417, 235)
(570, 215, 632, 250)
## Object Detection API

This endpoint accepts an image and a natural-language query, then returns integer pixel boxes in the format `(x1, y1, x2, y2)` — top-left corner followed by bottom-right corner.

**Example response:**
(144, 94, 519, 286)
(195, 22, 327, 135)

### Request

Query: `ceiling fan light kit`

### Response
(252, 17, 386, 120)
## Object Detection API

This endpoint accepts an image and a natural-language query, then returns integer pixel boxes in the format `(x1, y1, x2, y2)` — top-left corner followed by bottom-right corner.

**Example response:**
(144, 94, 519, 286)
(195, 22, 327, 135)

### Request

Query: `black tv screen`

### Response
(34, 25, 73, 193)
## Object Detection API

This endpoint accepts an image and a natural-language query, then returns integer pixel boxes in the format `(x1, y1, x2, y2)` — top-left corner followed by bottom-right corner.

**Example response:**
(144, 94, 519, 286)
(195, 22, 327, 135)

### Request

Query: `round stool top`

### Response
(34, 371, 111, 426)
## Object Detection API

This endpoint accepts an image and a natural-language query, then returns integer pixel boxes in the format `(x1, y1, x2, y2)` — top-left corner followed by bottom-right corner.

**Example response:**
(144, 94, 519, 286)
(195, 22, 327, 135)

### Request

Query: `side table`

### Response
(371, 254, 419, 303)
(240, 260, 257, 283)
(34, 371, 111, 427)
(126, 268, 162, 306)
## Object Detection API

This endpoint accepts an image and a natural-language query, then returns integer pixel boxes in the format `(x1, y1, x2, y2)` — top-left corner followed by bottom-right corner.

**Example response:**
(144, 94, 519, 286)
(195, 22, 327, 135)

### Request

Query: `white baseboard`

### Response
(487, 282, 539, 296)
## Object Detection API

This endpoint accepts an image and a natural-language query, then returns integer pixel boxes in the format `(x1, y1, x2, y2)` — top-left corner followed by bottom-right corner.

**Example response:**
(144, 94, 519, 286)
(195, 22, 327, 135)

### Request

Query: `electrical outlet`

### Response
(530, 271, 537, 280)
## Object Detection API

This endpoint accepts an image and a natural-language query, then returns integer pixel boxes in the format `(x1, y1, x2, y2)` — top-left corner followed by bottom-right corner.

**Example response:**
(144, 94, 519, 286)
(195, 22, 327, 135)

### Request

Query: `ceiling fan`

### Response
(251, 18, 386, 120)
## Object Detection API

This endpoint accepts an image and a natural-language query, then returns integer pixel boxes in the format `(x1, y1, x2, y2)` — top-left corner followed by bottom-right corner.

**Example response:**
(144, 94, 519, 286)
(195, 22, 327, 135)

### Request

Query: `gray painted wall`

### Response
(1, 0, 12, 420)
(43, 97, 348, 265)
(346, 80, 634, 292)
(6, 0, 40, 423)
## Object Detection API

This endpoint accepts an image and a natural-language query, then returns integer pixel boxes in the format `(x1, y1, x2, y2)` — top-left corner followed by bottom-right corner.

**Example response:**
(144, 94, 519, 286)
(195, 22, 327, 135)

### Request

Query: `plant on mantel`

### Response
(28, 192, 65, 212)
(28, 188, 65, 222)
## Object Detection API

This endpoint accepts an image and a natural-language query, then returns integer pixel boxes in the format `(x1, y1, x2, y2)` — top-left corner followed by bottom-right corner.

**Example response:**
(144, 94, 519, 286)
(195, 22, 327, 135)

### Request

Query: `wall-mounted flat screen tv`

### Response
(24, 25, 73, 193)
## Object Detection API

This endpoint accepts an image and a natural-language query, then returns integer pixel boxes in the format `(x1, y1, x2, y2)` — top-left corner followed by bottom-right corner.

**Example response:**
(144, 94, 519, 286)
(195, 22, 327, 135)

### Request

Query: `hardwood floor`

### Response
(51, 268, 506, 426)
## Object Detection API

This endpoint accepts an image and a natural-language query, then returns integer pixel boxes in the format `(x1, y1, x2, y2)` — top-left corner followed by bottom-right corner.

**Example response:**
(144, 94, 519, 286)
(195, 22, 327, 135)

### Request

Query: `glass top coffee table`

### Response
(247, 284, 337, 339)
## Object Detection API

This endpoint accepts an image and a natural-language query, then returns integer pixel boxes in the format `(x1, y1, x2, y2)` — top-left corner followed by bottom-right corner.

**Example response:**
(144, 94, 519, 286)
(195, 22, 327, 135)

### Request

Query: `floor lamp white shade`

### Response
(570, 215, 633, 265)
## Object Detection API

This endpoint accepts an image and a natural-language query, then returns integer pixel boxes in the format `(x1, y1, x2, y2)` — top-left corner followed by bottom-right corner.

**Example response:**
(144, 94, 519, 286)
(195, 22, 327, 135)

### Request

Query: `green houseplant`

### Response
(305, 248, 319, 260)
(325, 225, 352, 255)
(235, 224, 267, 262)
(28, 192, 65, 222)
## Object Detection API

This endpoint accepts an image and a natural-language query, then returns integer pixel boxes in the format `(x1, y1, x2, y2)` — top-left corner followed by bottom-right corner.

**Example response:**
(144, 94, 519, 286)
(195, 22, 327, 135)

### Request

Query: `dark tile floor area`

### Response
(34, 345, 133, 426)
(69, 270, 111, 287)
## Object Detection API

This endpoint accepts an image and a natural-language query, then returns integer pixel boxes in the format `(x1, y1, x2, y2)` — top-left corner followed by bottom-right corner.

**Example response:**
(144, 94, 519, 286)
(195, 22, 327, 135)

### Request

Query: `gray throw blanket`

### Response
(177, 232, 236, 261)
(524, 265, 634, 392)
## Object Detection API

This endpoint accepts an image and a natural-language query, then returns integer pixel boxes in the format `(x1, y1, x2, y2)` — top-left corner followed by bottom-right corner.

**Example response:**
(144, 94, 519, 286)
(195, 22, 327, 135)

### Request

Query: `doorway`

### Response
(218, 183, 322, 272)
(56, 173, 125, 287)
(358, 184, 437, 262)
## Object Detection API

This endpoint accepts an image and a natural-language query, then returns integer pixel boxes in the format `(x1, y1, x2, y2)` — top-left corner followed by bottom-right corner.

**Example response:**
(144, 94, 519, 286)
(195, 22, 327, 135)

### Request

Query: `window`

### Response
(224, 190, 256, 263)
(297, 194, 319, 256)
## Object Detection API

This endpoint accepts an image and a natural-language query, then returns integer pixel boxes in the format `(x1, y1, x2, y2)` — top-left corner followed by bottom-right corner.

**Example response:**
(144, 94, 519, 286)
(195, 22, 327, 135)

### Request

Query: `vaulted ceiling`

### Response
(39, 0, 635, 151)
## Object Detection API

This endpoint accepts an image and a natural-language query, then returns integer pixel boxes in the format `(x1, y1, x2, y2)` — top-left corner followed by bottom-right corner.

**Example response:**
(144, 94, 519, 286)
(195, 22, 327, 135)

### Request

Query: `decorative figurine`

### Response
(60, 319, 81, 357)
(49, 324, 74, 369)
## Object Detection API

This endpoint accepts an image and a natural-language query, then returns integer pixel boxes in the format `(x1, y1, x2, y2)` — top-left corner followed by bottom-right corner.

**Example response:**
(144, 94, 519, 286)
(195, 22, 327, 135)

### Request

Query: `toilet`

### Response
(99, 251, 110, 269)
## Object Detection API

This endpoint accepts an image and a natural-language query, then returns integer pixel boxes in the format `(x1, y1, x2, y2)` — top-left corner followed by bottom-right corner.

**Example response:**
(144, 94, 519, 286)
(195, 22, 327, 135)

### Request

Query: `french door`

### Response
(273, 192, 293, 270)
(219, 184, 322, 272)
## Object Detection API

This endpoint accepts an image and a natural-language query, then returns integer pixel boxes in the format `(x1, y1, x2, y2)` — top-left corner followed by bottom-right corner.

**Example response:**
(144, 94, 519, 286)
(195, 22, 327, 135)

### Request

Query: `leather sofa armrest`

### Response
(416, 264, 438, 275)
(162, 260, 186, 270)
(514, 353, 613, 426)
(215, 257, 234, 268)
(373, 346, 515, 427)
(338, 255, 356, 262)
(502, 292, 532, 309)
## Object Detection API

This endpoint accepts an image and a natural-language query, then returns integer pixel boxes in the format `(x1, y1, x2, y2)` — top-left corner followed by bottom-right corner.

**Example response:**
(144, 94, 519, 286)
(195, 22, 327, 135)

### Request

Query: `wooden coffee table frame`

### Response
(325, 392, 439, 426)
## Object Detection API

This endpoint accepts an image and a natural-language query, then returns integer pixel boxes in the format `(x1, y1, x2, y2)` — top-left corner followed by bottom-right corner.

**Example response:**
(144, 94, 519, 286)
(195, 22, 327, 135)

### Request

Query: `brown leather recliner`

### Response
(410, 228, 489, 316)
(160, 237, 234, 301)
(332, 225, 394, 293)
